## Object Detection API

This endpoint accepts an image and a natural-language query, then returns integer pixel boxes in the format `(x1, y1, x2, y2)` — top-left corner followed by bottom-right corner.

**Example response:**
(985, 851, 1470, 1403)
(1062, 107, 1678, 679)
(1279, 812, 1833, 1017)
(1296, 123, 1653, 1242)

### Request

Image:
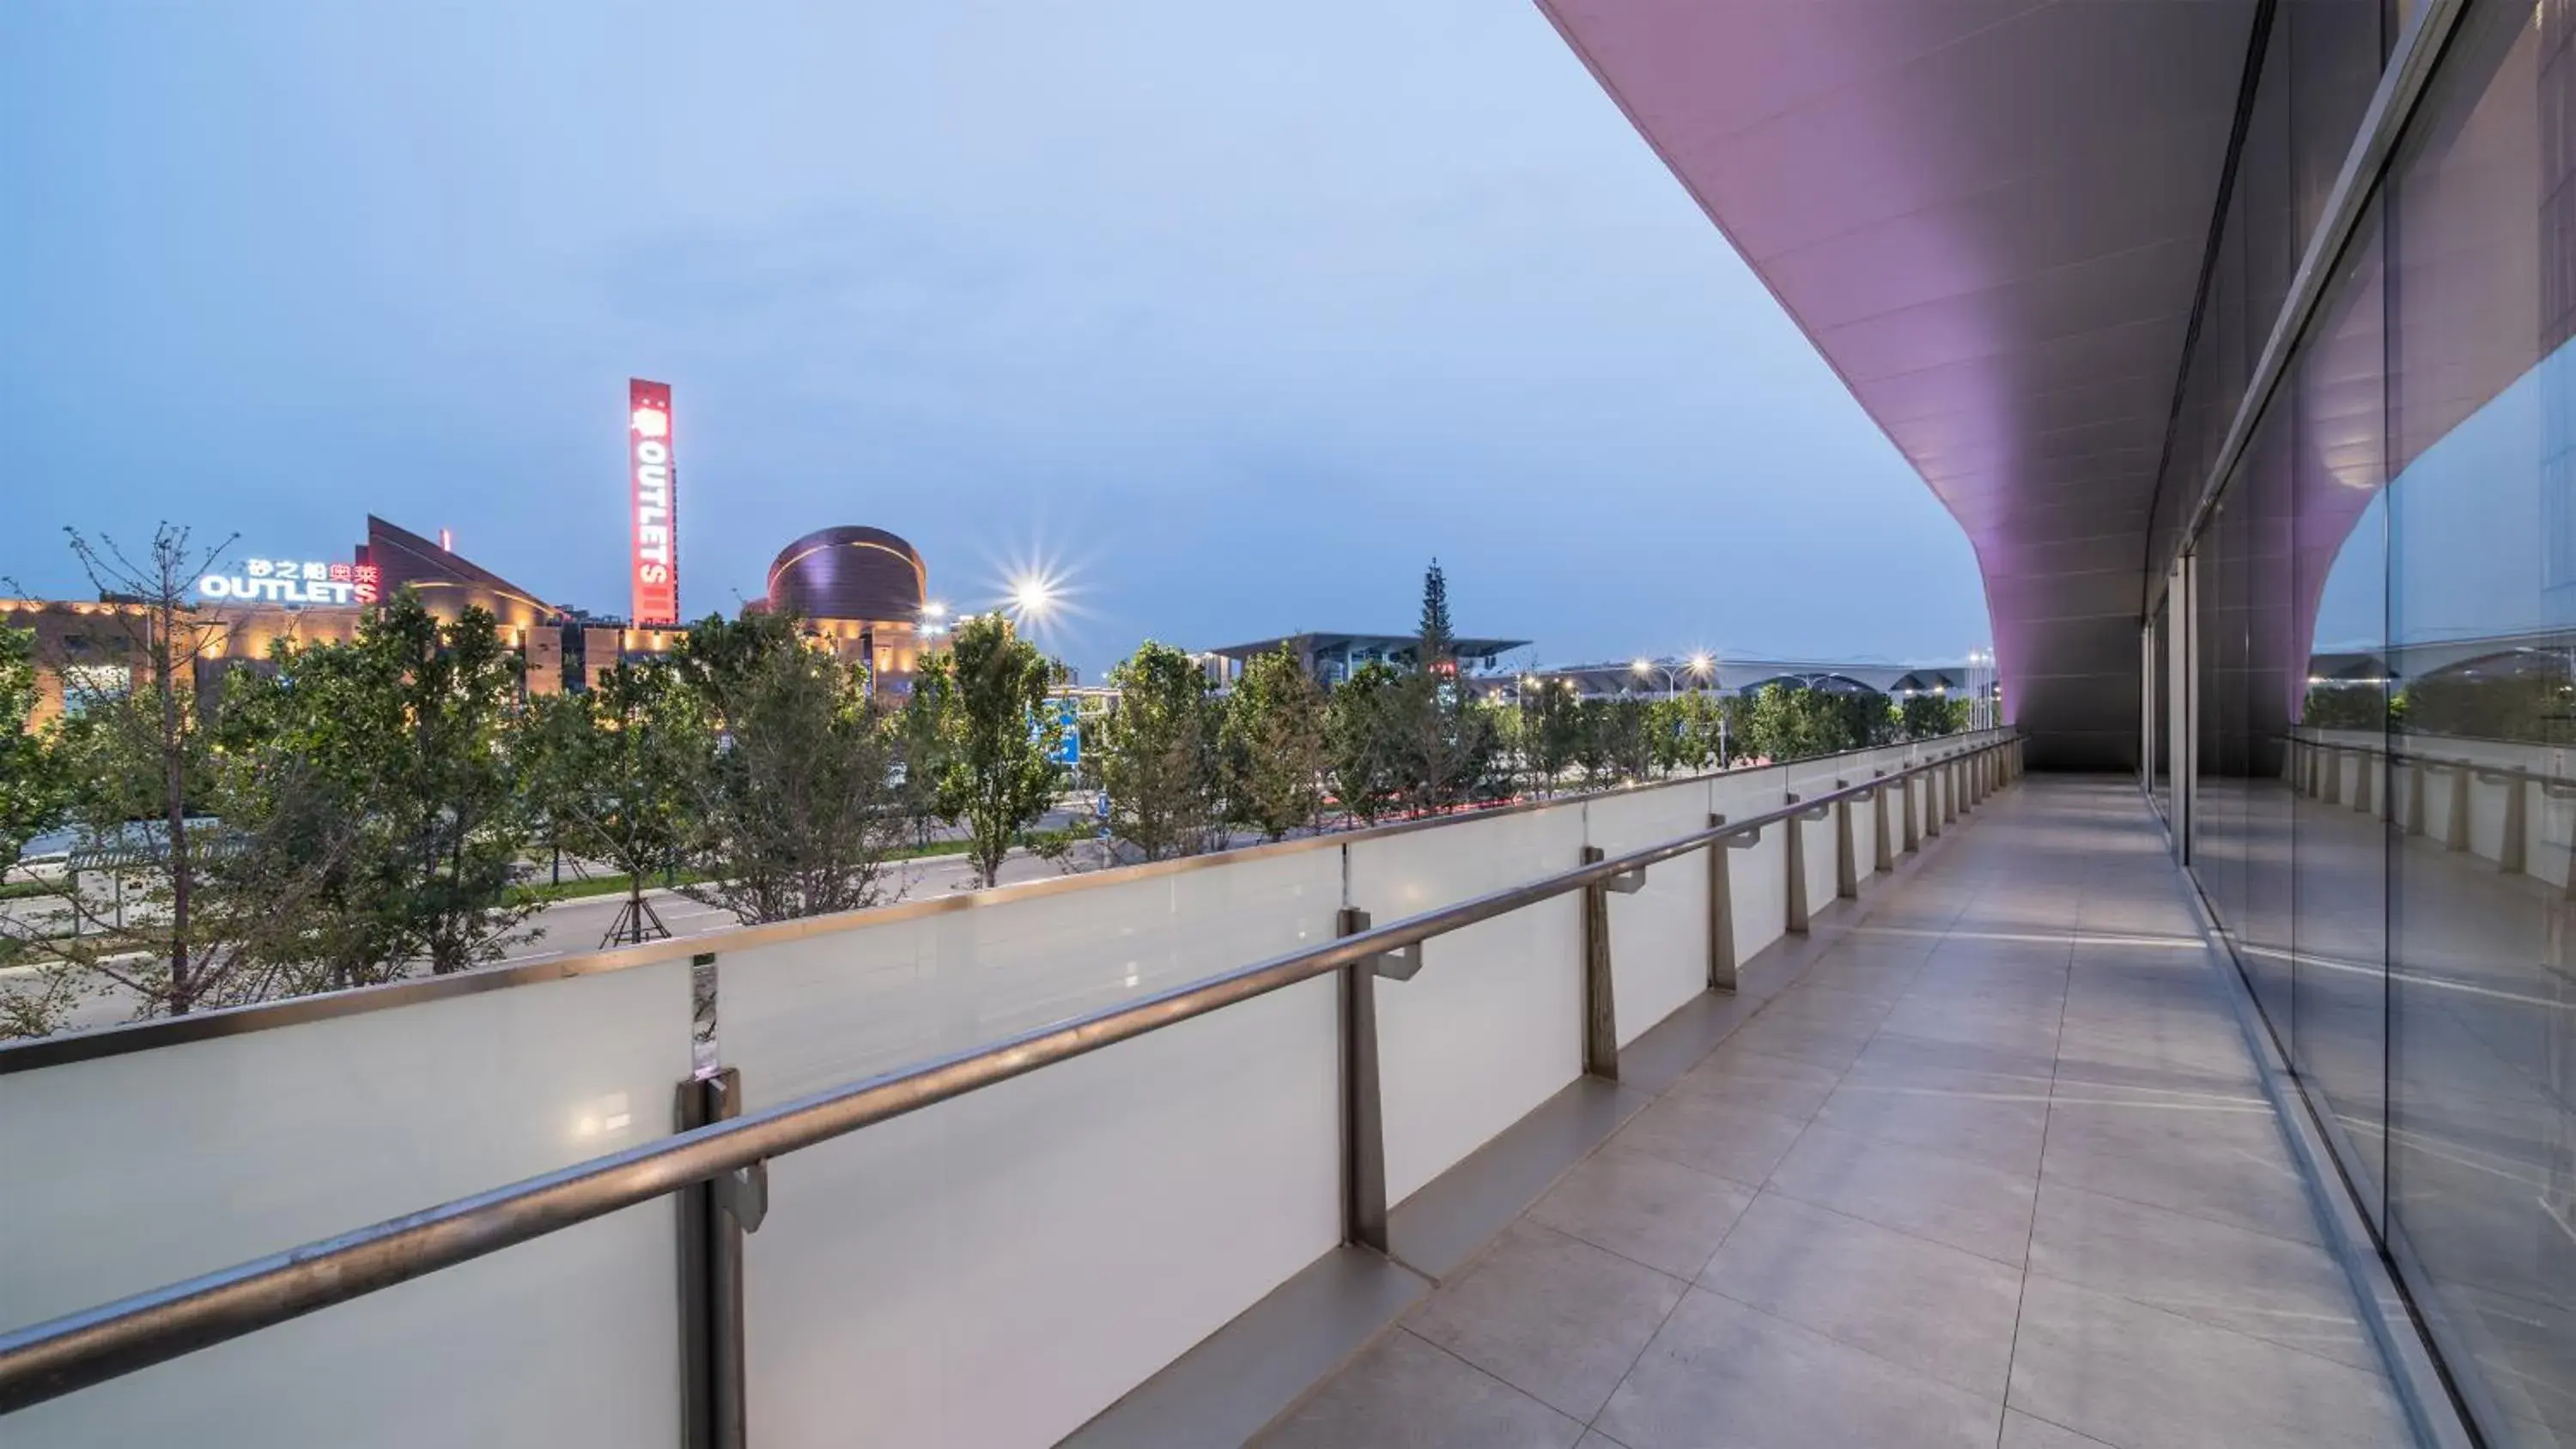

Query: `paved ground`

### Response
(1256, 776, 2415, 1449)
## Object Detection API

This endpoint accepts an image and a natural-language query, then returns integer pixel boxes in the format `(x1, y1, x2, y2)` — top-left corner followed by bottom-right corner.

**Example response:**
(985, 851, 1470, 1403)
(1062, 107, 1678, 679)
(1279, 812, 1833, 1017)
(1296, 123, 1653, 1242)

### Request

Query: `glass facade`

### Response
(2170, 2, 2576, 1441)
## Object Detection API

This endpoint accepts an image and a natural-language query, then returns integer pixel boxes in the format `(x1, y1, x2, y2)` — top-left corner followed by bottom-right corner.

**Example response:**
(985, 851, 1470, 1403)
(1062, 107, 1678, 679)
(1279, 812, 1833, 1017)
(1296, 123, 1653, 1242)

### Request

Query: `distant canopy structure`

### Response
(764, 526, 927, 624)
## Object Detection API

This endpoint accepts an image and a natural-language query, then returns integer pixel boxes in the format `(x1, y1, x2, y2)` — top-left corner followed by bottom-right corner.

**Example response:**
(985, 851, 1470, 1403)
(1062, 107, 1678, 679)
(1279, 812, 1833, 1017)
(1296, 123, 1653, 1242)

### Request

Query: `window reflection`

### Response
(2183, 2, 2576, 1441)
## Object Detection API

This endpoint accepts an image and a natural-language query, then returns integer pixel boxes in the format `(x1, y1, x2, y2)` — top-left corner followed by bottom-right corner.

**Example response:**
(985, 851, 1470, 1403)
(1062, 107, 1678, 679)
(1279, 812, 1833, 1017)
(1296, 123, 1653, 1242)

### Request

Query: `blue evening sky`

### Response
(0, 1, 1990, 679)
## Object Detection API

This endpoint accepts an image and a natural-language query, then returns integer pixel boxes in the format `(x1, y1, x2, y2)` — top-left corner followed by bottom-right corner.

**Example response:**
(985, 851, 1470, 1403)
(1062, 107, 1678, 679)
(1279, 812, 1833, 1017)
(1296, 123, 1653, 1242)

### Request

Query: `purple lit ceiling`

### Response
(1540, 0, 2258, 767)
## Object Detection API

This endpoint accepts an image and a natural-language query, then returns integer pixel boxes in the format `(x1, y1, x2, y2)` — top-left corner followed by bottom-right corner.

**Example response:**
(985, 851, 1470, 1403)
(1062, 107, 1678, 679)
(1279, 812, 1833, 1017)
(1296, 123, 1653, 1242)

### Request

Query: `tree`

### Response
(1834, 688, 1898, 752)
(1418, 559, 1455, 668)
(526, 658, 710, 945)
(0, 626, 60, 876)
(0, 626, 73, 1036)
(1222, 645, 1329, 840)
(893, 676, 952, 851)
(1651, 692, 1725, 775)
(1327, 662, 1407, 824)
(1097, 641, 1223, 861)
(20, 526, 354, 1025)
(1525, 682, 1583, 795)
(1388, 670, 1501, 814)
(1901, 693, 1969, 739)
(223, 595, 542, 979)
(671, 613, 904, 925)
(364, 597, 541, 972)
(1571, 699, 1649, 788)
(914, 613, 1064, 888)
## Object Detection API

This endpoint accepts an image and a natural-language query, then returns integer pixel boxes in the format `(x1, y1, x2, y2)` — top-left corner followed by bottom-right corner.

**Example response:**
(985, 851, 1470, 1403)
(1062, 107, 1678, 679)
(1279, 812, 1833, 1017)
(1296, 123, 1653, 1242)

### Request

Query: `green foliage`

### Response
(219, 593, 542, 979)
(2393, 671, 2573, 746)
(1730, 684, 1897, 764)
(1571, 699, 1650, 786)
(1223, 646, 1329, 840)
(1097, 640, 1223, 861)
(524, 658, 711, 938)
(1899, 694, 1968, 739)
(671, 612, 903, 924)
(2300, 682, 2386, 731)
(1649, 692, 1727, 775)
(913, 613, 1065, 887)
(1391, 670, 1503, 813)
(1418, 559, 1454, 667)
(0, 627, 62, 876)
(24, 524, 338, 1025)
(1327, 662, 1408, 823)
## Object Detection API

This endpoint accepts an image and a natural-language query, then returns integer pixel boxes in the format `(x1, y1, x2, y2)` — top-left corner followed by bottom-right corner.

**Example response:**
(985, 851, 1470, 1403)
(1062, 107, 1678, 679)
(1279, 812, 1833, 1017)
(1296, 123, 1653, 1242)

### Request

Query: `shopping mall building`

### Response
(2, 517, 935, 726)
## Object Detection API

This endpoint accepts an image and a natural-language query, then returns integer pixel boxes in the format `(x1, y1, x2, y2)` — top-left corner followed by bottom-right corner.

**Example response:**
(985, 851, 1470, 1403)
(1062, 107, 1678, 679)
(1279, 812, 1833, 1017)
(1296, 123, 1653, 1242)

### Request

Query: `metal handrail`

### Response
(2283, 731, 2576, 796)
(0, 737, 2015, 1413)
(0, 724, 2015, 1076)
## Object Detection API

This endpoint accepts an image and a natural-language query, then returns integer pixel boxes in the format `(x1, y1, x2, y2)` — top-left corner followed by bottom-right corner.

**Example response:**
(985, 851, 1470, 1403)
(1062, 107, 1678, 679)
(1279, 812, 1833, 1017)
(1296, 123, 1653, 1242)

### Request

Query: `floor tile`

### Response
(1610, 1090, 1809, 1189)
(1406, 1221, 1686, 1422)
(1810, 1069, 2050, 1174)
(2006, 1274, 2411, 1449)
(2026, 1181, 2381, 1372)
(1765, 1122, 2038, 1265)
(1526, 1144, 1757, 1280)
(2038, 1094, 2324, 1246)
(1761, 982, 1897, 1027)
(1662, 1046, 1843, 1121)
(1596, 1288, 2003, 1449)
(1700, 1191, 2023, 1397)
(1999, 1410, 2117, 1448)
(1849, 1029, 2058, 1088)
(1721, 1007, 1880, 1070)
(1255, 1328, 1583, 1449)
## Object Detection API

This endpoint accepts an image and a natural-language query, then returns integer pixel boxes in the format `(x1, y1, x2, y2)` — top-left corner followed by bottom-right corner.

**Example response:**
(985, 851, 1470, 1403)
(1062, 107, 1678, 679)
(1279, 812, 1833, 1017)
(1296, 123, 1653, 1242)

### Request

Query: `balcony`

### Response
(0, 734, 2439, 1447)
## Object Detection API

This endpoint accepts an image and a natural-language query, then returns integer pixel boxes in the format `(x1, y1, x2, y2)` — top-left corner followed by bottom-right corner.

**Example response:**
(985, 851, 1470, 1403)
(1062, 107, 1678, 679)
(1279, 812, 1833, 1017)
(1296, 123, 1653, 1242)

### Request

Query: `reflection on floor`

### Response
(2200, 773, 2575, 1446)
(1256, 777, 2415, 1449)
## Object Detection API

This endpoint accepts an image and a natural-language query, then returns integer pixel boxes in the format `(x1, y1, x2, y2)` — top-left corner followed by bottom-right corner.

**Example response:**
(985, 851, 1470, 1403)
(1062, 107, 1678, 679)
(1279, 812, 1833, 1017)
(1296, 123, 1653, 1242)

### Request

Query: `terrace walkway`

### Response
(1255, 777, 2415, 1449)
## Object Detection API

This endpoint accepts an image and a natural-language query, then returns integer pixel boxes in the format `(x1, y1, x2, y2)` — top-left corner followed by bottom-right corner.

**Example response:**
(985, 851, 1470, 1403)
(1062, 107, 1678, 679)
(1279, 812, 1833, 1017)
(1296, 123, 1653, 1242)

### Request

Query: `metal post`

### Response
(1333, 908, 1390, 1254)
(1784, 793, 1811, 933)
(1833, 781, 1858, 900)
(1872, 770, 1894, 873)
(1706, 814, 1738, 992)
(2500, 774, 2528, 876)
(1578, 847, 1619, 1080)
(675, 1067, 761, 1449)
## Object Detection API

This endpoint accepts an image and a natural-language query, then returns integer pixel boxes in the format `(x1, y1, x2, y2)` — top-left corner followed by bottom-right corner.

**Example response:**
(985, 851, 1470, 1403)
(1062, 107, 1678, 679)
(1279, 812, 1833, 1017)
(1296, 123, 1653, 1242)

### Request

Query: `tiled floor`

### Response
(1256, 777, 2416, 1449)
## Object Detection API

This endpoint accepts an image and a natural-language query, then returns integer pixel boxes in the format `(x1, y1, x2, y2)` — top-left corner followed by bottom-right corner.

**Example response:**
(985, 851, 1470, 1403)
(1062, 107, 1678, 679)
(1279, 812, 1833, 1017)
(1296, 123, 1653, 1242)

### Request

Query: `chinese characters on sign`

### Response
(195, 558, 381, 606)
(629, 378, 679, 626)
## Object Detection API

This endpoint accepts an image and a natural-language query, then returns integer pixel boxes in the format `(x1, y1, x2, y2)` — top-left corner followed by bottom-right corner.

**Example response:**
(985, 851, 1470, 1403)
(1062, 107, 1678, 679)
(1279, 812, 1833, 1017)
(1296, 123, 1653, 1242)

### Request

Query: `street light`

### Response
(1010, 575, 1056, 620)
(1631, 654, 1717, 699)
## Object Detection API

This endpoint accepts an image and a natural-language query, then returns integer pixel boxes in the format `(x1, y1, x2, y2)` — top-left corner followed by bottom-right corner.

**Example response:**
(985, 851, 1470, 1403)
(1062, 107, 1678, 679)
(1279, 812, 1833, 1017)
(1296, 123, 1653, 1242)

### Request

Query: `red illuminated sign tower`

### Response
(629, 379, 679, 625)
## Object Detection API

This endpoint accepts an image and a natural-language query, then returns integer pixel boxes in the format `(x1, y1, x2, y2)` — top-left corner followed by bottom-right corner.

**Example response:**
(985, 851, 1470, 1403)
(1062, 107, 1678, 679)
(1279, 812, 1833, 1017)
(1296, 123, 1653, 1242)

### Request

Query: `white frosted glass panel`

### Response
(721, 848, 1343, 1104)
(1355, 804, 1587, 1203)
(2465, 775, 2509, 861)
(1, 961, 695, 1447)
(737, 974, 1340, 1448)
(1584, 781, 1716, 1046)
(1711, 770, 1789, 965)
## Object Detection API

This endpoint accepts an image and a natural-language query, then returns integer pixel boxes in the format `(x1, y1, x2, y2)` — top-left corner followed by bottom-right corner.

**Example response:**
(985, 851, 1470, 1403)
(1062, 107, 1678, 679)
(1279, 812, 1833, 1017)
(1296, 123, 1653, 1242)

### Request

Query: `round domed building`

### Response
(762, 525, 932, 693)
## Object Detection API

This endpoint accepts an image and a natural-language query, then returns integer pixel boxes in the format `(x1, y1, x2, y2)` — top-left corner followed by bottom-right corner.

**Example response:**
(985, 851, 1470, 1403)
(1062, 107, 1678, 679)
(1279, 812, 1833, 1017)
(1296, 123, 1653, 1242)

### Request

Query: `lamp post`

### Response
(1631, 654, 1722, 767)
